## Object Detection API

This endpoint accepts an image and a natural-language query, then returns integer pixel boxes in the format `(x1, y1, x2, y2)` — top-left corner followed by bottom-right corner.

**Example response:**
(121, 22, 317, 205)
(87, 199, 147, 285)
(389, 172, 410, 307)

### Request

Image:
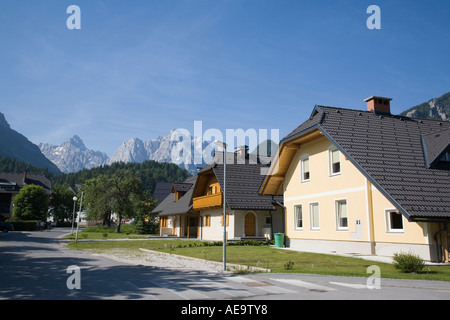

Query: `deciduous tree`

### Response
(13, 184, 49, 221)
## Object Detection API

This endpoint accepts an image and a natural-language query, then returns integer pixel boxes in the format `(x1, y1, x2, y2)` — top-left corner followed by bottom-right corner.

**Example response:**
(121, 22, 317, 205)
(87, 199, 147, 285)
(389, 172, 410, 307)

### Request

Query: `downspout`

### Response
(273, 200, 285, 234)
(434, 221, 448, 263)
(273, 198, 286, 246)
(269, 209, 274, 241)
(366, 179, 376, 255)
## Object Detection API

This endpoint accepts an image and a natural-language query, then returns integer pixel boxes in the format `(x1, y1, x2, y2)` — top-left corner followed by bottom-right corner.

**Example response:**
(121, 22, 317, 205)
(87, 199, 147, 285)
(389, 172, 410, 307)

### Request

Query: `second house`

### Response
(153, 146, 284, 241)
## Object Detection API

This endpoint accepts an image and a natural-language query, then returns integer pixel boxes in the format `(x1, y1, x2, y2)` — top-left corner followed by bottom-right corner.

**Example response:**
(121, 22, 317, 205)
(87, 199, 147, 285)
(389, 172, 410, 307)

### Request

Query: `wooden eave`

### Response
(191, 167, 224, 211)
(260, 128, 323, 195)
(192, 168, 215, 198)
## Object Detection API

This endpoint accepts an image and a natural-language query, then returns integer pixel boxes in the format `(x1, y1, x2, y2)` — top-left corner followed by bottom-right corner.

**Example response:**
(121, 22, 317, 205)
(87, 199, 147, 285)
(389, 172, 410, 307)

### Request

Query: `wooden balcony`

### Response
(193, 193, 223, 210)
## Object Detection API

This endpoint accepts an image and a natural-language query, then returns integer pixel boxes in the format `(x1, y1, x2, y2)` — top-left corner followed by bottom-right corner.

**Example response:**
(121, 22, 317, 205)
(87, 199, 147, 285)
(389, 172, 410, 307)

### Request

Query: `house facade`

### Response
(260, 97, 450, 262)
(193, 148, 283, 241)
(153, 176, 197, 238)
(153, 147, 284, 241)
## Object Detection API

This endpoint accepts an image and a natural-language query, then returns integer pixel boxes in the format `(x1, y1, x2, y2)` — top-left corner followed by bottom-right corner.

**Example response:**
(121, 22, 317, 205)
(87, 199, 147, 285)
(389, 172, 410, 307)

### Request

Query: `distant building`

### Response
(0, 171, 52, 219)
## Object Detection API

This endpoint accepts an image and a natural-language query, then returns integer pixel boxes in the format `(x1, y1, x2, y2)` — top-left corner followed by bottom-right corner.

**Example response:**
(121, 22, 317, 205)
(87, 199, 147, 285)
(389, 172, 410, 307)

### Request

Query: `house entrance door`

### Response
(245, 212, 256, 237)
(188, 216, 198, 238)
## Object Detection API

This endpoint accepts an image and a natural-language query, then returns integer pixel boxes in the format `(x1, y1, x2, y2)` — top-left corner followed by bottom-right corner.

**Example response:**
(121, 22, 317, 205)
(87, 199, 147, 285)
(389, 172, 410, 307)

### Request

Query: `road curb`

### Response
(139, 248, 271, 273)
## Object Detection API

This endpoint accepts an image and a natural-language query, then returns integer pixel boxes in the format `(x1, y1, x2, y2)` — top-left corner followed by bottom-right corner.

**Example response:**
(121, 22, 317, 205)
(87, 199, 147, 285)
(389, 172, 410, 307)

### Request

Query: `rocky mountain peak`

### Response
(39, 136, 108, 173)
(67, 135, 87, 149)
(0, 112, 10, 129)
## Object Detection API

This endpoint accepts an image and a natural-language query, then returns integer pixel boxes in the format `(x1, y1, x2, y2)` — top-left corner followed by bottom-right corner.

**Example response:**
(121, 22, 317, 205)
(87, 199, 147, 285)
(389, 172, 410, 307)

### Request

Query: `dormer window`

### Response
(207, 183, 219, 195)
(439, 150, 450, 162)
(421, 130, 450, 169)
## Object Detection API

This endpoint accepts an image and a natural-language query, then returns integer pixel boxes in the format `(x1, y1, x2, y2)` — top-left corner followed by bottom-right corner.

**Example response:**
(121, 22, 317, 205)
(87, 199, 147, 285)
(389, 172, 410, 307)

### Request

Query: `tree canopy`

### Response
(49, 185, 76, 225)
(13, 184, 49, 221)
(83, 172, 144, 232)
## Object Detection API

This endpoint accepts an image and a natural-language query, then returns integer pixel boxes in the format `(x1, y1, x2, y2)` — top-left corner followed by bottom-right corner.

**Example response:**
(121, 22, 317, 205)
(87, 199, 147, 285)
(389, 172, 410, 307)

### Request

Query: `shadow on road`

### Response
(0, 230, 236, 300)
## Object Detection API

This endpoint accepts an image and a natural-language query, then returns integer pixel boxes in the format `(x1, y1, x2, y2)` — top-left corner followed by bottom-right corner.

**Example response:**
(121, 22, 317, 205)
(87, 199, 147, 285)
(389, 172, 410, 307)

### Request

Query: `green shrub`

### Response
(119, 224, 136, 234)
(393, 252, 426, 273)
(8, 220, 46, 231)
(284, 261, 295, 270)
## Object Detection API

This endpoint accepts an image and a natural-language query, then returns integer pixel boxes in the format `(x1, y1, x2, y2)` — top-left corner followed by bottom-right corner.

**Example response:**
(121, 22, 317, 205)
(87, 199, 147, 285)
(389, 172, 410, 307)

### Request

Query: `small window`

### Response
(386, 210, 403, 233)
(265, 216, 272, 225)
(336, 200, 348, 230)
(221, 213, 229, 226)
(439, 150, 450, 162)
(310, 203, 320, 230)
(330, 149, 341, 175)
(294, 205, 303, 230)
(204, 215, 211, 227)
(301, 157, 310, 182)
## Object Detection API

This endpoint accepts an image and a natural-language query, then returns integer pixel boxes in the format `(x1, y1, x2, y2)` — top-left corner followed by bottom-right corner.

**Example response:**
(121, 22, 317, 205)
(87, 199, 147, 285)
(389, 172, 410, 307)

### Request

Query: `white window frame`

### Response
(385, 209, 404, 233)
(329, 148, 341, 176)
(294, 204, 303, 230)
(309, 202, 320, 231)
(335, 199, 348, 231)
(300, 154, 310, 182)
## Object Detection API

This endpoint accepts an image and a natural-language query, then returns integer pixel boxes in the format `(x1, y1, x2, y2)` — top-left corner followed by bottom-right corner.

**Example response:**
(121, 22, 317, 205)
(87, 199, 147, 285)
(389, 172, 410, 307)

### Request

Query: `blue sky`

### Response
(1, 0, 449, 156)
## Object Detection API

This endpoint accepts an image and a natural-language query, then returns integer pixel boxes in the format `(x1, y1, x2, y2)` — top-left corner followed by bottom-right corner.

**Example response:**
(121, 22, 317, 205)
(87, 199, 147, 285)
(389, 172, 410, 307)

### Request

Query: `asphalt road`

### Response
(0, 228, 449, 304)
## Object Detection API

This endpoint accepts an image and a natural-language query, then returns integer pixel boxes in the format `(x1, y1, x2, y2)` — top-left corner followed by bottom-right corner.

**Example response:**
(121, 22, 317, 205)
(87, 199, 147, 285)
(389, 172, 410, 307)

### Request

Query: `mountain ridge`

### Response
(107, 131, 207, 174)
(0, 112, 61, 173)
(39, 135, 109, 174)
(400, 92, 450, 121)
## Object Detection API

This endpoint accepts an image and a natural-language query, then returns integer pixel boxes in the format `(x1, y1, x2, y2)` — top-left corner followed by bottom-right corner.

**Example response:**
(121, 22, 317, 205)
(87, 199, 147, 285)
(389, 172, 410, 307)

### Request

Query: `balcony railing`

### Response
(193, 193, 223, 210)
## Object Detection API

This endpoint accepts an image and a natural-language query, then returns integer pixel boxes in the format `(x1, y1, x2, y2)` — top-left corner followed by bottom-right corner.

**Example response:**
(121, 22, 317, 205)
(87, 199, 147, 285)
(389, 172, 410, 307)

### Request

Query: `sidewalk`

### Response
(276, 247, 446, 266)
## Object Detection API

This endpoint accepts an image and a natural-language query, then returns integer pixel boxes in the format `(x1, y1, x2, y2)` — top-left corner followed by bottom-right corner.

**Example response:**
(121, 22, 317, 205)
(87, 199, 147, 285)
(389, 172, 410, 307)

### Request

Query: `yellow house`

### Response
(260, 97, 450, 262)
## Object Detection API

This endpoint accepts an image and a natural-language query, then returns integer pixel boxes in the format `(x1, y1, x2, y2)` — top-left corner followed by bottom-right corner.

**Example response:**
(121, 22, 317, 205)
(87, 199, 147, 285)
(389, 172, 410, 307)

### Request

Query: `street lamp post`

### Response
(71, 196, 78, 234)
(75, 191, 83, 243)
(214, 140, 227, 272)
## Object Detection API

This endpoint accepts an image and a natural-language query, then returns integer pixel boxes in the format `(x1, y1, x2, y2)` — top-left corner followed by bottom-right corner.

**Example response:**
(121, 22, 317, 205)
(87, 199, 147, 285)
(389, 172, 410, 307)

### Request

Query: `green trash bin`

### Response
(274, 233, 284, 248)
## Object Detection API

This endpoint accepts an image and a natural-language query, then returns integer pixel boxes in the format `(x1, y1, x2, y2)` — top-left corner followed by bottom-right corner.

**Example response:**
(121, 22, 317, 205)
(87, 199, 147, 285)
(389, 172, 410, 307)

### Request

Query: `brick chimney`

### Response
(235, 145, 249, 158)
(364, 96, 392, 114)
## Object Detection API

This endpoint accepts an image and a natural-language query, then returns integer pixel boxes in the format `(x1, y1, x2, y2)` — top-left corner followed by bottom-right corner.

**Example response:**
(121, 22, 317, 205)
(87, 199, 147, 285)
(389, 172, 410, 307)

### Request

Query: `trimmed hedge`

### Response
(9, 220, 47, 231)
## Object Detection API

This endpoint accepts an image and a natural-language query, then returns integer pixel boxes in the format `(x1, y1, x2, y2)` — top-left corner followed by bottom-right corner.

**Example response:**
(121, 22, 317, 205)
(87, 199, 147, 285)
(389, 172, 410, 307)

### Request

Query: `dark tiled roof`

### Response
(282, 106, 450, 220)
(153, 182, 173, 202)
(212, 153, 282, 211)
(152, 176, 196, 216)
(0, 172, 51, 193)
(172, 182, 193, 193)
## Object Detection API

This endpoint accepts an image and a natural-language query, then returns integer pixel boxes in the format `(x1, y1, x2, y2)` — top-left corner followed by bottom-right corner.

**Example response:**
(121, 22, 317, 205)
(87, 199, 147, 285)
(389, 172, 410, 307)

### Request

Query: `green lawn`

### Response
(67, 239, 450, 281)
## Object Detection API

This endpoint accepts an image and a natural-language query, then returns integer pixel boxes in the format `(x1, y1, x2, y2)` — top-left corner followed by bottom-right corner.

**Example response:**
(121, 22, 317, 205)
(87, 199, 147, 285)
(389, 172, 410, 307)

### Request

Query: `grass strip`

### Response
(67, 239, 450, 281)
